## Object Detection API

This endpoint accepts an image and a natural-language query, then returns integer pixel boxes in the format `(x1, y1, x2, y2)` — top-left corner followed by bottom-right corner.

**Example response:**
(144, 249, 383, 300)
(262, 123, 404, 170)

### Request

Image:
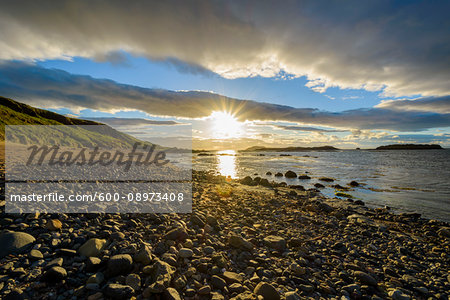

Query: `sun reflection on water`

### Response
(217, 150, 237, 178)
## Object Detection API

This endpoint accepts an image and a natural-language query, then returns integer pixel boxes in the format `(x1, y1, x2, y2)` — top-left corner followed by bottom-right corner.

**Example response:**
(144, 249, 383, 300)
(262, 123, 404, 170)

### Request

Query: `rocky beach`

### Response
(1, 170, 449, 300)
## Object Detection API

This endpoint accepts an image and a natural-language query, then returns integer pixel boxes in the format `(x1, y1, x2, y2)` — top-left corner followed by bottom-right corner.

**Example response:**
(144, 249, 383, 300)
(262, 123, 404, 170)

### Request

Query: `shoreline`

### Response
(0, 171, 449, 299)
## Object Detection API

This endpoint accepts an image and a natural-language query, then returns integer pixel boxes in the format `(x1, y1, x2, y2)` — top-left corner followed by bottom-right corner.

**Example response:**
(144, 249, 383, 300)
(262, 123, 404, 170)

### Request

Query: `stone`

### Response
(223, 271, 244, 283)
(78, 238, 107, 257)
(104, 283, 134, 300)
(86, 257, 102, 272)
(354, 271, 377, 286)
(229, 283, 244, 293)
(134, 246, 152, 265)
(191, 214, 205, 227)
(198, 285, 211, 295)
(45, 257, 63, 269)
(263, 235, 286, 251)
(46, 219, 62, 231)
(178, 248, 193, 258)
(349, 181, 359, 187)
(29, 249, 43, 260)
(388, 289, 410, 300)
(211, 275, 227, 290)
(106, 254, 133, 277)
(0, 231, 35, 258)
(163, 287, 182, 300)
(43, 266, 67, 282)
(87, 272, 104, 285)
(228, 235, 253, 250)
(298, 175, 311, 179)
(254, 282, 280, 300)
(144, 258, 175, 286)
(164, 227, 188, 241)
(125, 273, 141, 291)
(87, 292, 103, 300)
(285, 291, 301, 300)
(285, 170, 297, 178)
(204, 246, 215, 255)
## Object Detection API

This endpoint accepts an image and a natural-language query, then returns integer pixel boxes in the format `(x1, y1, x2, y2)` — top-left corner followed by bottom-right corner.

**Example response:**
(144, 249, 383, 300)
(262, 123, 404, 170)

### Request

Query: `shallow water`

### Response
(192, 149, 450, 222)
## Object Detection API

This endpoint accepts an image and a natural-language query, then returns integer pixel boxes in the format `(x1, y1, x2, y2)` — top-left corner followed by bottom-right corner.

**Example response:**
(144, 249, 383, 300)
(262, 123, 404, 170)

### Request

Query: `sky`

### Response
(0, 0, 449, 149)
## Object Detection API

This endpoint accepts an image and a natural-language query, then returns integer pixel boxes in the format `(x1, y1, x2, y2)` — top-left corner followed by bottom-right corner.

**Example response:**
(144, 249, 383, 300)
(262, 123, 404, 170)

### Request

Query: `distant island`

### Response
(376, 144, 443, 150)
(240, 145, 338, 152)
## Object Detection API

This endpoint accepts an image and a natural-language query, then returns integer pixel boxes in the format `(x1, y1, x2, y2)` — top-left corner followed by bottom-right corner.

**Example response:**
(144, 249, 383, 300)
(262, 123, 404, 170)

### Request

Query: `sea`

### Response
(190, 149, 450, 223)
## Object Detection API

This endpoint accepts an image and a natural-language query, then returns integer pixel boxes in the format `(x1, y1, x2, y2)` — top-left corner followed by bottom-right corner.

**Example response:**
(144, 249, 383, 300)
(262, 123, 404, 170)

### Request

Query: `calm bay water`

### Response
(192, 149, 450, 222)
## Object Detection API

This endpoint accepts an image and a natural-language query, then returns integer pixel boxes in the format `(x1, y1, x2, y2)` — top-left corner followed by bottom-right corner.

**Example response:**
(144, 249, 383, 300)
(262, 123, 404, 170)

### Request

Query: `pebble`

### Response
(78, 238, 107, 257)
(104, 283, 134, 300)
(254, 282, 280, 300)
(106, 254, 133, 277)
(43, 266, 67, 282)
(46, 219, 62, 231)
(178, 248, 193, 258)
(0, 231, 35, 258)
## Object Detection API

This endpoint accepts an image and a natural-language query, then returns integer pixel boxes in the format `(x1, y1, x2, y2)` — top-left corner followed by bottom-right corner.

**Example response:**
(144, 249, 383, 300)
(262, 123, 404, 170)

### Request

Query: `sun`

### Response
(210, 111, 242, 139)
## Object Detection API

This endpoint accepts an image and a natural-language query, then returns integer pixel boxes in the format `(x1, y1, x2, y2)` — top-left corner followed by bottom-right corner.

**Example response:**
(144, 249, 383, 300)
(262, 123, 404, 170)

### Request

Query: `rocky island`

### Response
(375, 144, 443, 150)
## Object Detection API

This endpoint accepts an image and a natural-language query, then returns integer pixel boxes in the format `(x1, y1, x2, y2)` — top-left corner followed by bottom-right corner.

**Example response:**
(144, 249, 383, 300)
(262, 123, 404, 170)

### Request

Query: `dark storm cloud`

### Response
(376, 96, 450, 114)
(1, 61, 449, 132)
(0, 0, 449, 96)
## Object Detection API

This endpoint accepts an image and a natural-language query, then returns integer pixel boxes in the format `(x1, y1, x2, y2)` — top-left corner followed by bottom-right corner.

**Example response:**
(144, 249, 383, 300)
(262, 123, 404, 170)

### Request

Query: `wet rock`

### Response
(275, 172, 283, 177)
(106, 254, 133, 277)
(319, 177, 334, 182)
(43, 266, 67, 282)
(314, 183, 325, 189)
(78, 238, 107, 257)
(349, 181, 360, 187)
(266, 172, 272, 175)
(298, 174, 311, 179)
(285, 170, 297, 178)
(254, 282, 280, 300)
(0, 231, 35, 258)
(104, 283, 134, 300)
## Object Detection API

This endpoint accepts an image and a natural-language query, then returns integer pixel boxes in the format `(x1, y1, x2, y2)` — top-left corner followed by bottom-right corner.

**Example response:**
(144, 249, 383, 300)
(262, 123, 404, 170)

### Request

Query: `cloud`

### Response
(376, 96, 450, 114)
(1, 61, 449, 132)
(273, 125, 346, 133)
(86, 117, 182, 126)
(0, 1, 449, 97)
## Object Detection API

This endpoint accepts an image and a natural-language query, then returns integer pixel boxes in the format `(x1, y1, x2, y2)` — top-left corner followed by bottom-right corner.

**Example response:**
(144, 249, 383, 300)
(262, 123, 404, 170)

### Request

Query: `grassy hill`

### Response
(0, 96, 153, 148)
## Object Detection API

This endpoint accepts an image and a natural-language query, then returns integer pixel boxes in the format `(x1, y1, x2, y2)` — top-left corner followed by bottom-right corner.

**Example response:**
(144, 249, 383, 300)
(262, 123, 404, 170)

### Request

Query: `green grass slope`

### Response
(0, 96, 153, 148)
